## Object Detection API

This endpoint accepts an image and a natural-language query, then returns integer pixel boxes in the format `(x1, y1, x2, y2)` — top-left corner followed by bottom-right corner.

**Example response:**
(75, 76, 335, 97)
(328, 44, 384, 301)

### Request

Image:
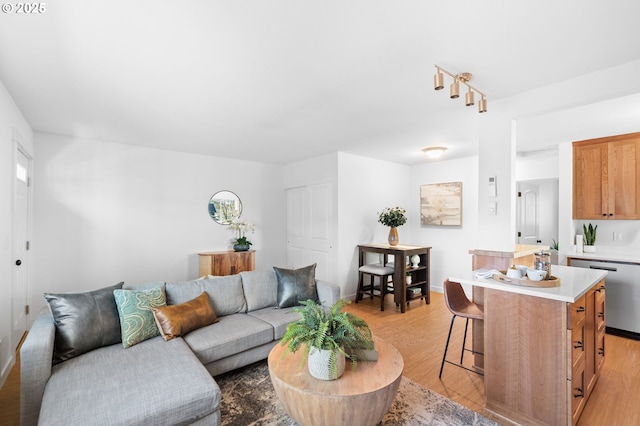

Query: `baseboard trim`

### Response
(606, 326, 640, 341)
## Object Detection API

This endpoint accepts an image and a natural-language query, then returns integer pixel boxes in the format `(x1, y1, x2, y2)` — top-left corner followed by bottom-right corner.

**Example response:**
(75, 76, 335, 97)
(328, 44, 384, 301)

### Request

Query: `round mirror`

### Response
(208, 190, 242, 225)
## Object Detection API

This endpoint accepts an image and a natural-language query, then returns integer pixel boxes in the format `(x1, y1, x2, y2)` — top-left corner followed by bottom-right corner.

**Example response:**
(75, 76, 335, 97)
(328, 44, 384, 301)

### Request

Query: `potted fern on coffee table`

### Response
(280, 299, 375, 380)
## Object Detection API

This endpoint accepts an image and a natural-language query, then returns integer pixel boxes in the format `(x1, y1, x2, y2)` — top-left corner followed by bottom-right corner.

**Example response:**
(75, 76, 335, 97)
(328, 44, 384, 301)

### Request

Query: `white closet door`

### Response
(286, 183, 333, 282)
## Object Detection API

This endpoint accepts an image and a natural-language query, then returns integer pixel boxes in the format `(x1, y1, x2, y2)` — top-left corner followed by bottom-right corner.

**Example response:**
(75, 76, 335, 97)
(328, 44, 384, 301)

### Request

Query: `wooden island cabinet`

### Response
(451, 264, 607, 426)
(197, 250, 255, 277)
(573, 132, 640, 220)
(572, 282, 606, 424)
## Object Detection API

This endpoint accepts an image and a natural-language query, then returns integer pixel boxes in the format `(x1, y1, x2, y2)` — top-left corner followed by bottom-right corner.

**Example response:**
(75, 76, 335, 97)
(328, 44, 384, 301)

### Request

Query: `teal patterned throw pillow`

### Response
(114, 287, 167, 348)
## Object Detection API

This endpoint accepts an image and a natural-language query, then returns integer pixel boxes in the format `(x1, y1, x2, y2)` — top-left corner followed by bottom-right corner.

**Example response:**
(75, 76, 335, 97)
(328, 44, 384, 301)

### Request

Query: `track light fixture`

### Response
(450, 80, 459, 99)
(478, 96, 487, 113)
(465, 88, 474, 106)
(434, 65, 487, 113)
(434, 70, 444, 90)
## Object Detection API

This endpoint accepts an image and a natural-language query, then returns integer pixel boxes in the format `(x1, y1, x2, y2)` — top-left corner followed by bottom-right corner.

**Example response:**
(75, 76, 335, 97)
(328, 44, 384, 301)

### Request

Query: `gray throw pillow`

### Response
(273, 263, 319, 308)
(43, 282, 124, 364)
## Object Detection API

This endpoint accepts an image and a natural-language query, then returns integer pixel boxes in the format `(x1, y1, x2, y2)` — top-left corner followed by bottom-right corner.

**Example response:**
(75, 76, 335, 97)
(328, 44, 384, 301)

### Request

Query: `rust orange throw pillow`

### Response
(151, 292, 218, 341)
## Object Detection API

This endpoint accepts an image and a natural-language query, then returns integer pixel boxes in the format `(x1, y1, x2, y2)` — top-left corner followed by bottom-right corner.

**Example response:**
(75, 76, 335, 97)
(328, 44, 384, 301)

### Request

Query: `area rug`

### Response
(216, 360, 498, 426)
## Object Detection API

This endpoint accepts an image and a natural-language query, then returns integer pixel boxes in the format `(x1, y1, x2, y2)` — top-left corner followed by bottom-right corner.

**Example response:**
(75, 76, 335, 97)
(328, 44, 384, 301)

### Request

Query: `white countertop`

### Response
(449, 264, 607, 303)
(566, 250, 640, 264)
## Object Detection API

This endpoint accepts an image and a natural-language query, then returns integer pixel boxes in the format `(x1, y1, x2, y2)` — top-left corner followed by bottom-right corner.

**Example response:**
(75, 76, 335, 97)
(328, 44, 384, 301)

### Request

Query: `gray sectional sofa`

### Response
(20, 269, 340, 426)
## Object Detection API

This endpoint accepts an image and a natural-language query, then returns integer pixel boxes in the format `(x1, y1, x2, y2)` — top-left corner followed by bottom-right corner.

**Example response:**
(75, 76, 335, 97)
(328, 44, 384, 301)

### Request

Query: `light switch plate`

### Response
(488, 201, 497, 215)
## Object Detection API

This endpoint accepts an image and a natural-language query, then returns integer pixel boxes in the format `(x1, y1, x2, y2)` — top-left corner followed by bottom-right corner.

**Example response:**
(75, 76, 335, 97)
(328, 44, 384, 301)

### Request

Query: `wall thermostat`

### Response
(488, 175, 497, 197)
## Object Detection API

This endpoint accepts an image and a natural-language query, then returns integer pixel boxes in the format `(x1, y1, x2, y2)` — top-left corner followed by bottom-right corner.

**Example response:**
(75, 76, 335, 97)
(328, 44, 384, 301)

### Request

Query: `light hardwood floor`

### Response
(0, 340, 21, 426)
(1, 292, 639, 425)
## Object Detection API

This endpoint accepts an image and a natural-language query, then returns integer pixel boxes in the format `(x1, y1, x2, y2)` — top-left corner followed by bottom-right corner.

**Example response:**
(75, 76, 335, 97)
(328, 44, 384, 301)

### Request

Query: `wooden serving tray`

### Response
(492, 272, 561, 288)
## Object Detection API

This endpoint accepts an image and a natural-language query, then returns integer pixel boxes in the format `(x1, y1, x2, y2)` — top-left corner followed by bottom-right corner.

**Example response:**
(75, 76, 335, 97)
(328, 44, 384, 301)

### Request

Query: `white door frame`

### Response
(12, 141, 32, 348)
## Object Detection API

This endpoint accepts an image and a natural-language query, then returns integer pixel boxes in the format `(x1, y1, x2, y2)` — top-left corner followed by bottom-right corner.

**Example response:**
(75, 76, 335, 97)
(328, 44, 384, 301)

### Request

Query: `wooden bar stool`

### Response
(439, 279, 484, 378)
(356, 263, 394, 311)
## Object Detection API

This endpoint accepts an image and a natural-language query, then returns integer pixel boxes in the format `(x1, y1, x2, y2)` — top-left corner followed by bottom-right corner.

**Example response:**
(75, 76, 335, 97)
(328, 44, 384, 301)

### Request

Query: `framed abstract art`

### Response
(420, 182, 462, 226)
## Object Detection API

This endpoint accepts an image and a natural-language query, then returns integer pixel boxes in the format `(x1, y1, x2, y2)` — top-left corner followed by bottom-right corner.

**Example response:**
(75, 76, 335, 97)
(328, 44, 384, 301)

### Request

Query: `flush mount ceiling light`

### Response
(422, 146, 448, 159)
(434, 65, 487, 113)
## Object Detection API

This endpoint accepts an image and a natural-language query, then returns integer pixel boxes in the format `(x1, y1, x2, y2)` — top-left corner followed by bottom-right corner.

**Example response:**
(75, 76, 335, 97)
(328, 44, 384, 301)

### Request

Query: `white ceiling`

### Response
(1, 0, 639, 165)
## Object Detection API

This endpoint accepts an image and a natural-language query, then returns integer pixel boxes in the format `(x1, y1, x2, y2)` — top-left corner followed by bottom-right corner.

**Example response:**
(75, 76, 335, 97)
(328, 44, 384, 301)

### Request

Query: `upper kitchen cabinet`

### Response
(573, 132, 640, 220)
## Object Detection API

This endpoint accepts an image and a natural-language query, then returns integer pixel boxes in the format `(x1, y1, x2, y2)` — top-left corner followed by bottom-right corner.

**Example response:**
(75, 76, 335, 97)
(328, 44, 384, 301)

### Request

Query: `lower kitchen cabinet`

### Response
(569, 280, 606, 425)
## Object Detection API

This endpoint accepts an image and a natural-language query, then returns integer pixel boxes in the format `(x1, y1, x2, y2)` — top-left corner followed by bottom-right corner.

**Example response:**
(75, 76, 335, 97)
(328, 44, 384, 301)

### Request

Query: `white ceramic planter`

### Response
(584, 245, 597, 253)
(308, 346, 345, 380)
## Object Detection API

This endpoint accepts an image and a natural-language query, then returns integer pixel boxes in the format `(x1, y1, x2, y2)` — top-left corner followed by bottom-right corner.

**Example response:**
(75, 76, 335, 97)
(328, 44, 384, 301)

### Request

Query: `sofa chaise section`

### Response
(23, 309, 221, 426)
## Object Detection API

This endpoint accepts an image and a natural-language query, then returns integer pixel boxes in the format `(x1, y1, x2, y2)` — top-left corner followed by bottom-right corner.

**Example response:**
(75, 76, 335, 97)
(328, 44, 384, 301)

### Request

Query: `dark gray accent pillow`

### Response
(274, 263, 319, 308)
(43, 282, 124, 364)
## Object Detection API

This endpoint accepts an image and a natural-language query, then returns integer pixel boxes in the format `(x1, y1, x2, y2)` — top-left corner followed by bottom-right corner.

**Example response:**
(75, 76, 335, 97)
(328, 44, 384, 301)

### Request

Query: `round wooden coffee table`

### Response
(268, 336, 404, 426)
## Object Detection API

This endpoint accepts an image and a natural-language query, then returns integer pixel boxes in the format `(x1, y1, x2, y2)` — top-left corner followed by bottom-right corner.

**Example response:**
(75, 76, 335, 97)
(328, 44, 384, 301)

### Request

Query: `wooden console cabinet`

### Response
(198, 250, 255, 277)
(573, 132, 640, 219)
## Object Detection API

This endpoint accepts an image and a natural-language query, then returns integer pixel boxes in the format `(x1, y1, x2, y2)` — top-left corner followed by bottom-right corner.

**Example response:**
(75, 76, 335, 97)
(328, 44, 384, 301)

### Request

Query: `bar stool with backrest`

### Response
(356, 259, 394, 312)
(439, 279, 484, 378)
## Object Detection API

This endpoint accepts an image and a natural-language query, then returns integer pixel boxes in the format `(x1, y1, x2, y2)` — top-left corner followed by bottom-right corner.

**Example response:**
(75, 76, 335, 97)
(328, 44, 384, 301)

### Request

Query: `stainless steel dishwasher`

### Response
(569, 258, 640, 338)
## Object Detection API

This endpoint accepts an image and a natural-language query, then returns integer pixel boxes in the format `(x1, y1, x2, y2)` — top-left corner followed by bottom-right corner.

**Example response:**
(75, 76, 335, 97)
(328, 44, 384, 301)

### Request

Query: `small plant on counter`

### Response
(583, 223, 597, 246)
(551, 239, 559, 250)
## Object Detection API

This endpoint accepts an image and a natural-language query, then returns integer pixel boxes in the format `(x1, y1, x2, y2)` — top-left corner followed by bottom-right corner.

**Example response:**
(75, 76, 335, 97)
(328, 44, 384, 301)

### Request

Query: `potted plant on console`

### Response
(280, 299, 375, 381)
(378, 206, 407, 246)
(583, 223, 597, 253)
(228, 217, 255, 251)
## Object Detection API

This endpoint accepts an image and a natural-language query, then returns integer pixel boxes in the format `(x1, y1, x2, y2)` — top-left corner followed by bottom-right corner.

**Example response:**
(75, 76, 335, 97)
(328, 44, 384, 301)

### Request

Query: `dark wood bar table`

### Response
(357, 243, 431, 313)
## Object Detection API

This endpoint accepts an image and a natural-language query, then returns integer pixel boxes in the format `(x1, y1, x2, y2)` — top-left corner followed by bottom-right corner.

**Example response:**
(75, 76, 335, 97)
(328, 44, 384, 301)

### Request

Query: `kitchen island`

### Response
(450, 265, 607, 426)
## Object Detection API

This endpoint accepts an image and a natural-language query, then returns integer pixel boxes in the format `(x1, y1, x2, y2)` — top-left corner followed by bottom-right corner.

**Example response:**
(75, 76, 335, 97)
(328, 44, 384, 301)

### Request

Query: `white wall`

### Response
(337, 152, 410, 299)
(31, 133, 286, 316)
(410, 156, 479, 293)
(0, 80, 33, 386)
(516, 151, 559, 182)
(477, 110, 516, 251)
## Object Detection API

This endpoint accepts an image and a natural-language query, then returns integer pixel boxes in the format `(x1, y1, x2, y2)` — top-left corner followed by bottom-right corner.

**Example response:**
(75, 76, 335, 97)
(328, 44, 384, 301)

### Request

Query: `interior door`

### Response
(516, 182, 540, 245)
(13, 148, 30, 348)
(286, 183, 333, 282)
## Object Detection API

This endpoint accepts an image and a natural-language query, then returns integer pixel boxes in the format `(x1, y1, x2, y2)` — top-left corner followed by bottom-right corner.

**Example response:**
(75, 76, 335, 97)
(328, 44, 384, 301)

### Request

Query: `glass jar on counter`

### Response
(534, 250, 551, 280)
